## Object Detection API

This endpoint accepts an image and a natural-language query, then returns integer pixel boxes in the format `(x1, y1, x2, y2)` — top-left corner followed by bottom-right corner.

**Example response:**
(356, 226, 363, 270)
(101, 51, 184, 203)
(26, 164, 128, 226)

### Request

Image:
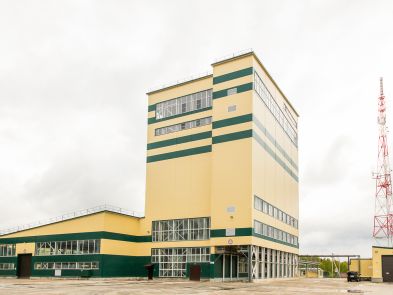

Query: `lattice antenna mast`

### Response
(373, 77, 393, 247)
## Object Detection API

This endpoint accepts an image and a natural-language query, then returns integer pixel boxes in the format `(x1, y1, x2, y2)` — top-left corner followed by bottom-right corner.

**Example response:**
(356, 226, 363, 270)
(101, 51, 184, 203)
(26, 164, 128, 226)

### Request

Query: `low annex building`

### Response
(349, 246, 393, 282)
(0, 51, 300, 281)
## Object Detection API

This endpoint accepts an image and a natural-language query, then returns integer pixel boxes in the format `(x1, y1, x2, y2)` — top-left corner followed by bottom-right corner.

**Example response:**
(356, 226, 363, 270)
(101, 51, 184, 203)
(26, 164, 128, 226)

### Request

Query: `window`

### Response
(0, 263, 15, 270)
(155, 89, 212, 120)
(227, 88, 237, 96)
(0, 244, 16, 257)
(254, 220, 298, 246)
(268, 204, 273, 216)
(152, 217, 210, 242)
(253, 195, 298, 229)
(151, 247, 209, 277)
(196, 99, 202, 110)
(34, 261, 99, 270)
(35, 240, 100, 256)
(254, 196, 262, 211)
(254, 72, 297, 145)
(228, 105, 237, 112)
(155, 116, 212, 136)
(262, 201, 268, 214)
(239, 256, 248, 273)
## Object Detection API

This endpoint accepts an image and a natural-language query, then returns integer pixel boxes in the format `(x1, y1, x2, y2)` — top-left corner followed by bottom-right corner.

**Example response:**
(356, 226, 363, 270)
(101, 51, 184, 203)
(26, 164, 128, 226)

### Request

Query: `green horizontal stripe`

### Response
(213, 67, 253, 85)
(211, 128, 298, 182)
(147, 131, 212, 150)
(253, 132, 298, 182)
(210, 227, 298, 249)
(148, 104, 155, 112)
(0, 231, 151, 244)
(212, 129, 252, 144)
(212, 113, 297, 172)
(212, 113, 252, 129)
(213, 82, 253, 99)
(253, 232, 299, 249)
(147, 145, 211, 163)
(0, 257, 17, 263)
(253, 117, 298, 171)
(210, 228, 253, 238)
(148, 107, 212, 124)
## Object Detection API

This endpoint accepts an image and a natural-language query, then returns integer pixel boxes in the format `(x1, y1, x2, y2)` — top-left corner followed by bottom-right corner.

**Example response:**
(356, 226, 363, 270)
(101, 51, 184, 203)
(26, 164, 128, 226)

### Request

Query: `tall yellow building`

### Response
(0, 51, 299, 281)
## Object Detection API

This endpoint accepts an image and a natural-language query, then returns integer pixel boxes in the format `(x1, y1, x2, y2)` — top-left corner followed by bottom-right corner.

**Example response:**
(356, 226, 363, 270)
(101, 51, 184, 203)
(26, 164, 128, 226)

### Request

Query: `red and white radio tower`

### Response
(373, 77, 393, 247)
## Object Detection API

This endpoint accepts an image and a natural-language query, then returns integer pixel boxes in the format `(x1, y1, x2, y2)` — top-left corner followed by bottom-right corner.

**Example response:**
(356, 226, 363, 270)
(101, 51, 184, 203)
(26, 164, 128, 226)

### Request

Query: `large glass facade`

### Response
(254, 72, 298, 145)
(152, 217, 210, 242)
(0, 244, 16, 257)
(254, 195, 298, 229)
(254, 220, 298, 247)
(35, 240, 100, 256)
(215, 245, 297, 280)
(155, 89, 212, 120)
(155, 116, 212, 136)
(151, 247, 210, 277)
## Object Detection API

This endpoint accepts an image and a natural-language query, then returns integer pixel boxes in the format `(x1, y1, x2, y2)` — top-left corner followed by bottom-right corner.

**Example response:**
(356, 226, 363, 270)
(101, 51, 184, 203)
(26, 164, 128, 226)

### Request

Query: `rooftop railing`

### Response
(213, 48, 253, 64)
(147, 71, 212, 93)
(147, 49, 254, 94)
(0, 204, 144, 236)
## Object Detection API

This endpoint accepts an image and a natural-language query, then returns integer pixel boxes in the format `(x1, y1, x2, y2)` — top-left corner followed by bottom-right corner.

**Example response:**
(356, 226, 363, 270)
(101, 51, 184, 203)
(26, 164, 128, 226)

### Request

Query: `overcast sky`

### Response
(1, 0, 393, 257)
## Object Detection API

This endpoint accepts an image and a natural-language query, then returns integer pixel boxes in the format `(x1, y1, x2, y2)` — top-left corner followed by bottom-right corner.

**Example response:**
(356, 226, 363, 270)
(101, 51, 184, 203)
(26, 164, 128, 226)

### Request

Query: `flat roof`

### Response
(146, 73, 212, 95)
(147, 50, 299, 117)
(212, 51, 299, 117)
(0, 205, 144, 237)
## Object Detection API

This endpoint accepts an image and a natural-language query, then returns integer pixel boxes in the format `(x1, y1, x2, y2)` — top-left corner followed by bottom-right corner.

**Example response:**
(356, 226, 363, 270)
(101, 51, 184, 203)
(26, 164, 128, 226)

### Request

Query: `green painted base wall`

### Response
(101, 255, 150, 277)
(0, 257, 17, 277)
(0, 255, 151, 278)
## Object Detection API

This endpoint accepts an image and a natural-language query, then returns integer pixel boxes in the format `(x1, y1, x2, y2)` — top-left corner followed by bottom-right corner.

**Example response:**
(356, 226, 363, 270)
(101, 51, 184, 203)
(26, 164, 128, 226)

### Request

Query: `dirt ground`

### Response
(0, 278, 391, 294)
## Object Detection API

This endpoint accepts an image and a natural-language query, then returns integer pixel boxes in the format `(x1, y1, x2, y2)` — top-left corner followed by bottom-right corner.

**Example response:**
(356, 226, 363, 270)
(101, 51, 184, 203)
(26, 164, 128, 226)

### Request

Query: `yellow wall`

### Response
(3, 213, 106, 238)
(143, 152, 212, 231)
(16, 243, 35, 255)
(2, 212, 142, 239)
(372, 246, 393, 280)
(349, 259, 372, 278)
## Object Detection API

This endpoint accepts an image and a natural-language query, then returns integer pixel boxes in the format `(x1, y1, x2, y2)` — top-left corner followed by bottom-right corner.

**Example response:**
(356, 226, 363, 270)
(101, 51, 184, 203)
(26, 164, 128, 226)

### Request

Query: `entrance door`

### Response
(17, 254, 32, 278)
(189, 264, 201, 281)
(382, 255, 393, 282)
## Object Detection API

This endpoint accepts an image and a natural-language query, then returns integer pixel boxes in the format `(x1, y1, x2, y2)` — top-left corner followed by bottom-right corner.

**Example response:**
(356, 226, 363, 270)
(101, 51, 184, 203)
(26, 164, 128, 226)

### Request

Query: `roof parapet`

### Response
(147, 71, 212, 95)
(211, 48, 253, 65)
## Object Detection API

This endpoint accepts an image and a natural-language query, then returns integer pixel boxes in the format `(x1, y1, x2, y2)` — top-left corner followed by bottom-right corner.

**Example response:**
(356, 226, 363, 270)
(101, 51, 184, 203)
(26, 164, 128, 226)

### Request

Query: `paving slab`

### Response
(0, 278, 392, 294)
